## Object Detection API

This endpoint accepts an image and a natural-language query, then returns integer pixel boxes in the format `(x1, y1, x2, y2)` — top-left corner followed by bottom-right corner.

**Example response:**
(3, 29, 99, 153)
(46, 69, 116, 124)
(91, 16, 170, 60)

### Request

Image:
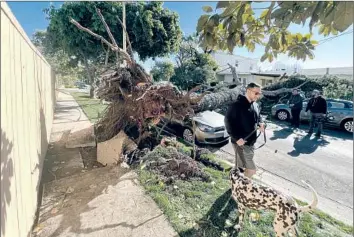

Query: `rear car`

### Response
(271, 99, 353, 133)
(158, 110, 230, 146)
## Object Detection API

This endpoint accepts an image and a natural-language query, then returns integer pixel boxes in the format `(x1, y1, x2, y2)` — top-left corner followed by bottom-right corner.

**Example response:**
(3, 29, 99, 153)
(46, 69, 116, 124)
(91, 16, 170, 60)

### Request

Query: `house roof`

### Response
(251, 72, 283, 77)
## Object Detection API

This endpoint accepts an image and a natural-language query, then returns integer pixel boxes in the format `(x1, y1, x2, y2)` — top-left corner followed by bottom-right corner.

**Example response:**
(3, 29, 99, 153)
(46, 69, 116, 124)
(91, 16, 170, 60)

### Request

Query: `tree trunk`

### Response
(193, 87, 243, 113)
(193, 80, 309, 113)
(82, 56, 95, 98)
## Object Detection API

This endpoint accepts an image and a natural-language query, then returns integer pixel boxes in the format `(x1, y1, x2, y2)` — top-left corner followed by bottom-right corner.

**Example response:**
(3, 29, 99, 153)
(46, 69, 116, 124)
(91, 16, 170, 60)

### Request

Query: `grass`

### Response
(72, 92, 353, 237)
(137, 144, 353, 237)
(70, 92, 107, 123)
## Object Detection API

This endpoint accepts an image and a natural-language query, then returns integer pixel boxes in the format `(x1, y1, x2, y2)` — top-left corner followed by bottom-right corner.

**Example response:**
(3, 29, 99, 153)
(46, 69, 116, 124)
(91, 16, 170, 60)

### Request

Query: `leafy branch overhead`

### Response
(196, 1, 354, 62)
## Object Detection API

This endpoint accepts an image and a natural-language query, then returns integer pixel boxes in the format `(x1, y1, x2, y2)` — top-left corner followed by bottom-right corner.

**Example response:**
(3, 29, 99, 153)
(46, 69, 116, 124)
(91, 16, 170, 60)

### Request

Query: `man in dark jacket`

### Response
(224, 82, 264, 178)
(288, 89, 303, 128)
(306, 90, 327, 137)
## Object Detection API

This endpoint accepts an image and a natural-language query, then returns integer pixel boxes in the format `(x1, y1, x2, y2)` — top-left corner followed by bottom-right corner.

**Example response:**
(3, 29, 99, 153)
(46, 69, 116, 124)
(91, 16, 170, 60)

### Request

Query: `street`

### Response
(220, 121, 353, 211)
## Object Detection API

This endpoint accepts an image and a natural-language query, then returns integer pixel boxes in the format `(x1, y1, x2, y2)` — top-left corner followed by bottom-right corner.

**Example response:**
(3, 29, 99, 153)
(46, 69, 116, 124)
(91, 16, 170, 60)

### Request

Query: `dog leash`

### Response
(243, 123, 267, 150)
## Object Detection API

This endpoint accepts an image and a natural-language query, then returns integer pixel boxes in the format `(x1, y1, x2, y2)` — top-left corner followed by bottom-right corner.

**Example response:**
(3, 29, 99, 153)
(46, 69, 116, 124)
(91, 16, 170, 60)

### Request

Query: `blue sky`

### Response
(8, 1, 353, 71)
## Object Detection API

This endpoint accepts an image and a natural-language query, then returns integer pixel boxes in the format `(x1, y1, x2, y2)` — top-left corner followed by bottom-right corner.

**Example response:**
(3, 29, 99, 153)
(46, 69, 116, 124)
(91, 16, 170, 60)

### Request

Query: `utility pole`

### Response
(122, 1, 126, 52)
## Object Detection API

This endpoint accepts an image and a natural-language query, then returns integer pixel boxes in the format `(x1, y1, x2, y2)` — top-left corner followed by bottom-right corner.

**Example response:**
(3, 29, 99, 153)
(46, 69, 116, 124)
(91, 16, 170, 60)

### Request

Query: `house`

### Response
(210, 52, 259, 85)
(251, 72, 285, 86)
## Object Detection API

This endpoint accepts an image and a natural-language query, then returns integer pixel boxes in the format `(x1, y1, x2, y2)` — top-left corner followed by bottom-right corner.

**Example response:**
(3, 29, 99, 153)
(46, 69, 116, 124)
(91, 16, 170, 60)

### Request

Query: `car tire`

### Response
(341, 119, 353, 133)
(276, 110, 289, 121)
(182, 127, 194, 144)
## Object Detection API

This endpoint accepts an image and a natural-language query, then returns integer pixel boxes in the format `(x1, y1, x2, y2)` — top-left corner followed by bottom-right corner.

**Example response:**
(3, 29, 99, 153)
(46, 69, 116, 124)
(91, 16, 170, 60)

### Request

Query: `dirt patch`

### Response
(80, 147, 104, 169)
(141, 145, 210, 183)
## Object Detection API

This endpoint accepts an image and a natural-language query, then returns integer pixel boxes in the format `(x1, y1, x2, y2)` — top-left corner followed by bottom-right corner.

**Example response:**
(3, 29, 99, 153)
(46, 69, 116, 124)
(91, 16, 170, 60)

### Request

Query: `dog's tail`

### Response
(299, 180, 318, 213)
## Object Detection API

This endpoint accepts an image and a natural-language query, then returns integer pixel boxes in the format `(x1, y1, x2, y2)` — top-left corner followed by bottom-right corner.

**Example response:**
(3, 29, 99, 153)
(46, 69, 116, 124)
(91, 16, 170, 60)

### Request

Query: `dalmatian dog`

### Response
(230, 167, 318, 237)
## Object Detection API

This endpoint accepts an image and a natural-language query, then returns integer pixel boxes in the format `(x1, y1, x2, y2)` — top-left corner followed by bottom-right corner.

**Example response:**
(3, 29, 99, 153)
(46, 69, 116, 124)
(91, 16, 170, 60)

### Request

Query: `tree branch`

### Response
(227, 63, 242, 85)
(116, 16, 134, 58)
(262, 80, 309, 96)
(69, 18, 132, 63)
(96, 8, 118, 48)
(70, 18, 115, 50)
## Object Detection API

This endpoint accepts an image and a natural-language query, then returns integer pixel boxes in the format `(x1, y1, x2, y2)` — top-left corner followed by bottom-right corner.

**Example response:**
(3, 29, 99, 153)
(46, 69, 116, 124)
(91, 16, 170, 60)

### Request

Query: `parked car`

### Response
(158, 110, 230, 146)
(271, 98, 353, 133)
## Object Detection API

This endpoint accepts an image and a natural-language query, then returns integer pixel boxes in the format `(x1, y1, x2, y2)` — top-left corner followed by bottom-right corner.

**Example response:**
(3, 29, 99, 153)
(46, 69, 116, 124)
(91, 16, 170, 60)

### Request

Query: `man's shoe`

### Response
(315, 133, 321, 137)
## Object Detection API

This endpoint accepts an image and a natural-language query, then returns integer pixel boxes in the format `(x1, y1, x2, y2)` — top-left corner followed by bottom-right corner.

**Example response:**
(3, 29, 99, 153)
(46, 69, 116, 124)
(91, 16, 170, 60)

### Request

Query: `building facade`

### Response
(210, 52, 259, 85)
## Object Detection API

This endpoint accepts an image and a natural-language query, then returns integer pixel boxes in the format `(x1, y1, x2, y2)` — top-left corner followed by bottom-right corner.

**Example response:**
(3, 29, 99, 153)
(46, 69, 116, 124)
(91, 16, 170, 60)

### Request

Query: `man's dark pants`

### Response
(291, 109, 301, 128)
(309, 113, 325, 135)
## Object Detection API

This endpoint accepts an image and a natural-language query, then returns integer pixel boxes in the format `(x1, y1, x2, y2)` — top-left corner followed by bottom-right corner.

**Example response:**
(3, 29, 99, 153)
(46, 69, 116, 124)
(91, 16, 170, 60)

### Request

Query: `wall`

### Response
(253, 75, 280, 86)
(211, 51, 259, 74)
(222, 74, 256, 85)
(1, 2, 55, 237)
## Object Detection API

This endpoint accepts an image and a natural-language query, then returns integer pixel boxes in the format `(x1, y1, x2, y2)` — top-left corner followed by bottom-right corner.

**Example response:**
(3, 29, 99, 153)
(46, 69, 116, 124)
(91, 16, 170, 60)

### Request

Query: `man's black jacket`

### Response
(288, 94, 303, 110)
(305, 96, 327, 114)
(224, 95, 262, 146)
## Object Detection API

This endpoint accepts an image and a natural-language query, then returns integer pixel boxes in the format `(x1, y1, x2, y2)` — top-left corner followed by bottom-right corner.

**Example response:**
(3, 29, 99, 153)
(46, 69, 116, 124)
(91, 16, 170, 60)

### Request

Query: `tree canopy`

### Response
(167, 36, 218, 90)
(196, 1, 354, 62)
(32, 30, 85, 87)
(151, 61, 175, 82)
(45, 2, 182, 62)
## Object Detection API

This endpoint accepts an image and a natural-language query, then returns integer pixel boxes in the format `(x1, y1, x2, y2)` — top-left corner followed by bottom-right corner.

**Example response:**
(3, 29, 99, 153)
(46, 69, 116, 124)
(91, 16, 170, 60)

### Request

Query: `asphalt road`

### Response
(220, 121, 353, 210)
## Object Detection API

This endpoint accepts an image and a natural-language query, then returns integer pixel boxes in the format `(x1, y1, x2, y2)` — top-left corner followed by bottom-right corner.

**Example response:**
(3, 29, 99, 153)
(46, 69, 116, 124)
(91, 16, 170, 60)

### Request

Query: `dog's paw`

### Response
(234, 224, 242, 232)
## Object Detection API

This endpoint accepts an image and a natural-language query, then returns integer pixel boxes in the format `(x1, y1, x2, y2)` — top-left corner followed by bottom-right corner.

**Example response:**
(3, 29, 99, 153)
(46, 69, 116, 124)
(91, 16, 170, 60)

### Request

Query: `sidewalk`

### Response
(33, 91, 178, 237)
(214, 149, 353, 226)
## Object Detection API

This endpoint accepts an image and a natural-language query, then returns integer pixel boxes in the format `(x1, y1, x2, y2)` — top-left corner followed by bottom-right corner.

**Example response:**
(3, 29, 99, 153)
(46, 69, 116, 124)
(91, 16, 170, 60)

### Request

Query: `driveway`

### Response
(219, 121, 353, 211)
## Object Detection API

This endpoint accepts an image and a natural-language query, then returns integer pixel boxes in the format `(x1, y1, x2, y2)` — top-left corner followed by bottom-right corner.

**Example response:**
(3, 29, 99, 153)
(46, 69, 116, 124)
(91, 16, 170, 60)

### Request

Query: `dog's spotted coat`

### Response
(230, 168, 318, 237)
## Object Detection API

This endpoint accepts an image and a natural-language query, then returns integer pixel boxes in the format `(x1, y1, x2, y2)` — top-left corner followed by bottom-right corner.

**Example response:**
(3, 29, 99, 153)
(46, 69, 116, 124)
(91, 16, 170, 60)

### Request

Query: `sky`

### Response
(7, 1, 354, 72)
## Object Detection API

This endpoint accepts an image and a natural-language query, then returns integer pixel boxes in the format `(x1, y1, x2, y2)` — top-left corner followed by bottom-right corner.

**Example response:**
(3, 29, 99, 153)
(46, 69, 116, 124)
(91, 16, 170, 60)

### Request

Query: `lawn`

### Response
(70, 91, 107, 123)
(72, 91, 353, 237)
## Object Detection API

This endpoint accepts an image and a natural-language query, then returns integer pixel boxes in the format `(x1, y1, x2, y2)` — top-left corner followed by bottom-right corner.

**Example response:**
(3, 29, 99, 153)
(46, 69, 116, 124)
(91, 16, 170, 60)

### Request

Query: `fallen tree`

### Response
(70, 8, 311, 164)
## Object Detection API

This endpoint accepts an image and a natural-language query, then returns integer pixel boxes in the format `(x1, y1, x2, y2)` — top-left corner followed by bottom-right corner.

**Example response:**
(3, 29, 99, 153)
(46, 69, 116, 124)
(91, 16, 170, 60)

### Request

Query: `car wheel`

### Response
(182, 127, 194, 143)
(342, 119, 353, 133)
(276, 110, 289, 121)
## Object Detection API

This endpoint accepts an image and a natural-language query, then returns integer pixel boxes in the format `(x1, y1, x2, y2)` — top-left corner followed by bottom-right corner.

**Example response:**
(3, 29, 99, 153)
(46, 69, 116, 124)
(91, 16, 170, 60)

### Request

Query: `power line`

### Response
(317, 30, 353, 46)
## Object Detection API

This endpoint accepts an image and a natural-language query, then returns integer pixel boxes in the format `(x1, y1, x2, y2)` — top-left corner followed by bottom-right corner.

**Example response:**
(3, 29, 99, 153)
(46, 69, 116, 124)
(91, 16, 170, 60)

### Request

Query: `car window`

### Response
(328, 102, 345, 109)
(346, 103, 353, 109)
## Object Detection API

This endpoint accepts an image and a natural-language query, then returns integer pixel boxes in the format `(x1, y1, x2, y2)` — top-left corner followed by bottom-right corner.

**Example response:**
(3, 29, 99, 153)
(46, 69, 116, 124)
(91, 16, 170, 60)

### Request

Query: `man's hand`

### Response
(236, 138, 245, 146)
(259, 123, 265, 133)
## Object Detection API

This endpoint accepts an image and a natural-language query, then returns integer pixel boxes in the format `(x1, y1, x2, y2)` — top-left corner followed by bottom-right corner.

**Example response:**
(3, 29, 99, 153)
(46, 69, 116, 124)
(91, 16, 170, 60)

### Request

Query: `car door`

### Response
(326, 101, 346, 126)
(300, 100, 310, 121)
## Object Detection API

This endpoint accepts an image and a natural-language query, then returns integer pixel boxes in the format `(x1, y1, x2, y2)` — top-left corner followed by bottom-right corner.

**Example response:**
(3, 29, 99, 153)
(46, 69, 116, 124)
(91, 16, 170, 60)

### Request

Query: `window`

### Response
(261, 79, 266, 86)
(243, 78, 247, 86)
(328, 102, 345, 109)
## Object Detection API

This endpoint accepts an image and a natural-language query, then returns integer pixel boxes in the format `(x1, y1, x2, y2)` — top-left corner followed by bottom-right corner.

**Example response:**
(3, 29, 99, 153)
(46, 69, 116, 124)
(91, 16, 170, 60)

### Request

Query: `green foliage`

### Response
(150, 61, 175, 82)
(196, 1, 354, 62)
(169, 36, 218, 90)
(45, 2, 182, 62)
(32, 31, 85, 87)
(323, 78, 353, 101)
